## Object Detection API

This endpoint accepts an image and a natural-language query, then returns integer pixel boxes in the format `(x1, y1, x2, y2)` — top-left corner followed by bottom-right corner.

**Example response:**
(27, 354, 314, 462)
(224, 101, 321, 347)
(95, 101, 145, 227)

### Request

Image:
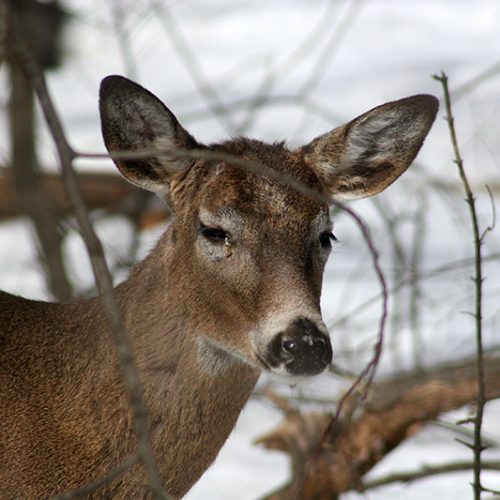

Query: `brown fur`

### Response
(0, 77, 438, 498)
(0, 148, 325, 498)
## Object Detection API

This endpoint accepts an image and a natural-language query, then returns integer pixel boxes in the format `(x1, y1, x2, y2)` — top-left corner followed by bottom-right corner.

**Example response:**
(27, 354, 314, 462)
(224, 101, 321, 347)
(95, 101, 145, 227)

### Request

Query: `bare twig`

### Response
(6, 8, 170, 499)
(150, 0, 237, 134)
(408, 190, 427, 369)
(371, 196, 407, 369)
(290, 0, 365, 141)
(434, 70, 488, 500)
(296, 0, 365, 97)
(481, 185, 497, 241)
(363, 461, 500, 491)
(235, 0, 341, 135)
(181, 93, 343, 128)
(452, 60, 500, 101)
(109, 0, 139, 81)
(330, 252, 500, 332)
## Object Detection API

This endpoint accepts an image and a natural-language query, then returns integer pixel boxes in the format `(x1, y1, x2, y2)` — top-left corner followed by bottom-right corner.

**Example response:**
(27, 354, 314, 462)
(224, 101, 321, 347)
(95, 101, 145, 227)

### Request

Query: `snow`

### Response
(1, 0, 500, 498)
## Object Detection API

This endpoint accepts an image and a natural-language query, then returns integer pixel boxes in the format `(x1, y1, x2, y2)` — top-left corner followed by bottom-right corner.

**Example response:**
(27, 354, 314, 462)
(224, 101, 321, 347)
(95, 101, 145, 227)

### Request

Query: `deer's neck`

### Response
(142, 344, 258, 495)
(110, 229, 260, 495)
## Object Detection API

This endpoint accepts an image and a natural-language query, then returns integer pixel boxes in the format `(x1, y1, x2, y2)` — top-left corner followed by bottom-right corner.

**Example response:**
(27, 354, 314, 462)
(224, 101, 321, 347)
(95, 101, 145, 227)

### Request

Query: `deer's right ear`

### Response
(99, 75, 198, 197)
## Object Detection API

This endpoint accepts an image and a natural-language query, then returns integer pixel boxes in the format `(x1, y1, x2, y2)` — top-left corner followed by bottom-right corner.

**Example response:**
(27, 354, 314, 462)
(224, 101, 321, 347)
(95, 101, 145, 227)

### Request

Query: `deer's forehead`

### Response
(198, 170, 327, 224)
(197, 181, 330, 242)
(197, 154, 323, 209)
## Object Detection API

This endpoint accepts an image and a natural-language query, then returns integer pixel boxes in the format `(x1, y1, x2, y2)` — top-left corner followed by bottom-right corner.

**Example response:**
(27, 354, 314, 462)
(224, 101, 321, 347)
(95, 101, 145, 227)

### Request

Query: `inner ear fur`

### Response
(302, 94, 439, 200)
(99, 75, 199, 196)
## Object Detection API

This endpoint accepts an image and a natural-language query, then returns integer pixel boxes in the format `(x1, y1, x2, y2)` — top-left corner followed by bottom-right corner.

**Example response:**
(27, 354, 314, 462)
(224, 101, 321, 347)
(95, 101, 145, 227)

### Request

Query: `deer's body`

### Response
(0, 77, 438, 498)
(1, 248, 257, 497)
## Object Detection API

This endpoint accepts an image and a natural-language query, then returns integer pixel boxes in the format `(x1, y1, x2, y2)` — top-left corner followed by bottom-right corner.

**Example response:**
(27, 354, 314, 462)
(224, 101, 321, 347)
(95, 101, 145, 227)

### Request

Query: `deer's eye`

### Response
(199, 223, 228, 243)
(319, 231, 337, 249)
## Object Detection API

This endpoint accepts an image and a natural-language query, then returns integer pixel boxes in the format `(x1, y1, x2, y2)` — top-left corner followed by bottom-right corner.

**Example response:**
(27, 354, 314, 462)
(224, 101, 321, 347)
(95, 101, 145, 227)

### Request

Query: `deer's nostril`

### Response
(283, 340, 298, 353)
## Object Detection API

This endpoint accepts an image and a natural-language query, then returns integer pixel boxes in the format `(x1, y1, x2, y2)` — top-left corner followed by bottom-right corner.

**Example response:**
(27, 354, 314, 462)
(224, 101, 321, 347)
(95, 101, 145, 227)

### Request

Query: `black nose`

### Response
(268, 318, 332, 375)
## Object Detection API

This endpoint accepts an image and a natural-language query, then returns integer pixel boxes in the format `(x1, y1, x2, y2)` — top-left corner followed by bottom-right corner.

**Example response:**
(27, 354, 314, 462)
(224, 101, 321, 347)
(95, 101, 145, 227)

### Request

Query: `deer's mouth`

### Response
(256, 353, 272, 371)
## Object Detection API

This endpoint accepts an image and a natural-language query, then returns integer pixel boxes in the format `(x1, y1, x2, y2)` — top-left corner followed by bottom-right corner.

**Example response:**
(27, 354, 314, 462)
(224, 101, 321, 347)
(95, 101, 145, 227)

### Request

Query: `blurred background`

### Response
(1, 1, 500, 498)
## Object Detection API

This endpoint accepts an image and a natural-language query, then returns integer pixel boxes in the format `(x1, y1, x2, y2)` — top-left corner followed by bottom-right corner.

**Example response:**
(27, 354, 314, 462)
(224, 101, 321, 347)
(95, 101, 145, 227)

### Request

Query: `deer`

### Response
(0, 75, 438, 498)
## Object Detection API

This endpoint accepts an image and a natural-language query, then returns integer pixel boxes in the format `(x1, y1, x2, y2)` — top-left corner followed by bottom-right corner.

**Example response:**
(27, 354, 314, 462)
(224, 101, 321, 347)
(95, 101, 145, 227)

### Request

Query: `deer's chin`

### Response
(255, 351, 331, 377)
(266, 363, 330, 378)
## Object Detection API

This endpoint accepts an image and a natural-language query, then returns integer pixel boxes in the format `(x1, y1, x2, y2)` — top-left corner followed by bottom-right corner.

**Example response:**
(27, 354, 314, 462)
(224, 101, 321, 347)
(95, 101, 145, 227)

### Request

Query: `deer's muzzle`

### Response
(267, 318, 332, 376)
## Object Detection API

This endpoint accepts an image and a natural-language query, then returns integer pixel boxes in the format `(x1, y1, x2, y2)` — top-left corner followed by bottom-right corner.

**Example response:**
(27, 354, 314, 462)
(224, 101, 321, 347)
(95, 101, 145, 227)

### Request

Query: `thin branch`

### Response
(363, 461, 500, 491)
(330, 252, 500, 332)
(289, 0, 365, 142)
(109, 0, 139, 81)
(291, 205, 389, 499)
(452, 60, 500, 101)
(6, 8, 170, 499)
(235, 0, 341, 135)
(408, 190, 427, 369)
(482, 486, 500, 496)
(371, 196, 407, 369)
(180, 93, 343, 128)
(296, 0, 365, 96)
(480, 185, 496, 242)
(434, 70, 487, 500)
(150, 0, 237, 134)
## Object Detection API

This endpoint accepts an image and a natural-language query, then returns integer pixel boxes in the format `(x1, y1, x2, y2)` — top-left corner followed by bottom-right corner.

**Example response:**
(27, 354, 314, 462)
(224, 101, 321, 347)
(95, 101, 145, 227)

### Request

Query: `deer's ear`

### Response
(99, 75, 198, 197)
(302, 95, 438, 200)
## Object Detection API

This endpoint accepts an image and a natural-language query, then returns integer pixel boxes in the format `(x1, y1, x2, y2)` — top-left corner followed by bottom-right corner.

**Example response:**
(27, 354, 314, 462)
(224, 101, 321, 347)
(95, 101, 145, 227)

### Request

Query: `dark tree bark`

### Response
(8, 62, 73, 301)
(0, 169, 150, 222)
(5, 0, 70, 300)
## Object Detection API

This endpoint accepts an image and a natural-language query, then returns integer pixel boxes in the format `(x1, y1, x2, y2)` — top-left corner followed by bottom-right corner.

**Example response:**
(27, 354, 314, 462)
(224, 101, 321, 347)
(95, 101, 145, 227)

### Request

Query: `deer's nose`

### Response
(269, 318, 332, 375)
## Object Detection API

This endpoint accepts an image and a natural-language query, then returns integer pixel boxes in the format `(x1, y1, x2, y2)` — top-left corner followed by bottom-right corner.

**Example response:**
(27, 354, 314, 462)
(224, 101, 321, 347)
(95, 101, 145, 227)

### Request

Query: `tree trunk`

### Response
(8, 62, 73, 301)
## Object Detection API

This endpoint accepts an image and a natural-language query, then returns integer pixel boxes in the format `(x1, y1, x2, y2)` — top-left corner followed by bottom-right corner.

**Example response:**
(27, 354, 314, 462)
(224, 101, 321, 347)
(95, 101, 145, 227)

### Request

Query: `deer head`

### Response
(99, 76, 438, 378)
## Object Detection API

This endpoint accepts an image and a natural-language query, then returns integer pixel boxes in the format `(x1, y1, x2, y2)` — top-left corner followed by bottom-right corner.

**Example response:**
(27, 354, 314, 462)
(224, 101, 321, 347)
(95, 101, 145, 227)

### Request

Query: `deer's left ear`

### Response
(301, 95, 439, 200)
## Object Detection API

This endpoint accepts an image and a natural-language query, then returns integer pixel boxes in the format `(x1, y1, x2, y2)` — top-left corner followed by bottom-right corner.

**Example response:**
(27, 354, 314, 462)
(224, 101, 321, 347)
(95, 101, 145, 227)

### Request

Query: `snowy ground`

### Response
(1, 0, 500, 498)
